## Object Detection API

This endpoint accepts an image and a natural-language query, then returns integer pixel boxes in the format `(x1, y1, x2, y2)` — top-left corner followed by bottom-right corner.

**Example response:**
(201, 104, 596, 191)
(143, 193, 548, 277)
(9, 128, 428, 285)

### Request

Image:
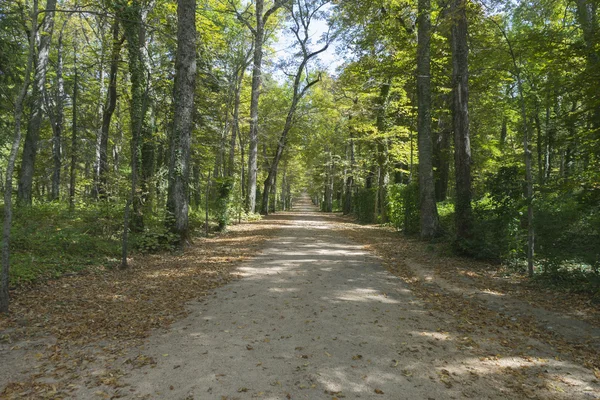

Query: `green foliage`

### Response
(9, 203, 122, 285)
(353, 188, 376, 223)
(534, 188, 600, 271)
(534, 266, 600, 299)
(387, 183, 420, 234)
(332, 199, 342, 212)
(214, 177, 234, 231)
(468, 197, 524, 262)
(134, 228, 179, 253)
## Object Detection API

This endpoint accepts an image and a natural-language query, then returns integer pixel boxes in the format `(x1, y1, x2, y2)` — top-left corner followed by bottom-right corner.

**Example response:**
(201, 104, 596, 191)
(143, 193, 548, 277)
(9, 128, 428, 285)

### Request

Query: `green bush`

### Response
(387, 183, 419, 234)
(214, 177, 234, 231)
(534, 187, 599, 272)
(468, 196, 524, 262)
(354, 188, 377, 223)
(8, 203, 122, 285)
(133, 228, 179, 253)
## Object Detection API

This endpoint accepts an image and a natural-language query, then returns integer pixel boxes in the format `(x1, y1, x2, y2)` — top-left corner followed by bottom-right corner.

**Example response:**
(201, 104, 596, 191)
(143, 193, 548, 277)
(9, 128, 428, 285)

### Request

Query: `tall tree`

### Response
(416, 0, 440, 239)
(69, 41, 78, 212)
(260, 0, 330, 215)
(233, 0, 288, 213)
(121, 0, 150, 230)
(44, 19, 68, 201)
(17, 0, 57, 205)
(94, 20, 123, 199)
(375, 80, 391, 223)
(451, 0, 473, 244)
(1, 0, 38, 313)
(166, 0, 197, 244)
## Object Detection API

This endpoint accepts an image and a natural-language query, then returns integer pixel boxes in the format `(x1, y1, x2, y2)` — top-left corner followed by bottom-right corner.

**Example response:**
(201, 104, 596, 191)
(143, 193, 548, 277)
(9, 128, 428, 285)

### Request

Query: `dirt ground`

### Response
(1, 196, 599, 399)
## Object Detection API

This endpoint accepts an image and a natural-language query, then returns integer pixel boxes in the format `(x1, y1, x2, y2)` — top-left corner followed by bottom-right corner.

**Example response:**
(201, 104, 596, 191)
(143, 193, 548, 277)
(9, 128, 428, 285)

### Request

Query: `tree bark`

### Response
(376, 81, 391, 223)
(260, 0, 329, 214)
(94, 21, 122, 199)
(417, 0, 440, 239)
(451, 0, 473, 243)
(46, 20, 67, 201)
(244, 0, 286, 213)
(246, 0, 266, 213)
(17, 0, 57, 205)
(343, 136, 355, 215)
(1, 0, 38, 313)
(433, 110, 451, 201)
(167, 0, 197, 245)
(122, 1, 149, 231)
(69, 45, 78, 212)
(575, 0, 600, 133)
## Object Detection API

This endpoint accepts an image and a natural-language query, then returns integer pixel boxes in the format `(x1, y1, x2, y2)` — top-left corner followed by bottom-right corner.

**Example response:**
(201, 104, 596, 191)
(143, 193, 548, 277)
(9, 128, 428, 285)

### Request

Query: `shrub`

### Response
(387, 182, 419, 234)
(354, 188, 377, 223)
(214, 177, 234, 231)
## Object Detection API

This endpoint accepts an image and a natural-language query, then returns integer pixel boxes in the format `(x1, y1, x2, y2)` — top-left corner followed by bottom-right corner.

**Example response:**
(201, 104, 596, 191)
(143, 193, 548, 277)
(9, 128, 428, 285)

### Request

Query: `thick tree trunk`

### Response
(575, 0, 600, 133)
(376, 81, 391, 223)
(343, 136, 355, 215)
(167, 0, 197, 244)
(69, 48, 78, 212)
(500, 117, 507, 148)
(246, 0, 265, 213)
(48, 22, 67, 201)
(260, 1, 328, 214)
(451, 0, 473, 243)
(239, 133, 246, 200)
(17, 0, 57, 205)
(326, 151, 334, 213)
(245, 0, 285, 213)
(227, 66, 246, 177)
(1, 0, 38, 313)
(95, 21, 122, 199)
(122, 2, 149, 231)
(433, 111, 451, 201)
(417, 0, 440, 239)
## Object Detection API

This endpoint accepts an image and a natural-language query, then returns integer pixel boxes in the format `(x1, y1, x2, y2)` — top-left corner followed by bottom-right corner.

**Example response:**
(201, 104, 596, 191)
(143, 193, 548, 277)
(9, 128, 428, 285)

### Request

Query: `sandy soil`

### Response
(74, 197, 599, 399)
(2, 196, 599, 399)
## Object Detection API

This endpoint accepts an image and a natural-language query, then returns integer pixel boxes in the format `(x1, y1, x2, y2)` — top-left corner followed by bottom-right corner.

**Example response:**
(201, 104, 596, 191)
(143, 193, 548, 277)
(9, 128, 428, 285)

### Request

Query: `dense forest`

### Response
(0, 0, 598, 312)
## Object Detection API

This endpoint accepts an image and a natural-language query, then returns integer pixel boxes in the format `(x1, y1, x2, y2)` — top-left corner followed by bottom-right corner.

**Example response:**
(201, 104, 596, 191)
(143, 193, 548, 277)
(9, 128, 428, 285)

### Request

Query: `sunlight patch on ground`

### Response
(318, 367, 403, 394)
(413, 330, 451, 341)
(237, 266, 293, 277)
(332, 288, 401, 304)
(268, 287, 300, 293)
(481, 289, 505, 296)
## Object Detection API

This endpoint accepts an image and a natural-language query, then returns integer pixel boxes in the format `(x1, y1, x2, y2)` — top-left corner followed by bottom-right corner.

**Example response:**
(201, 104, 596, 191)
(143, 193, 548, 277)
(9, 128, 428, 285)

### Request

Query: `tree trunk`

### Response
(239, 133, 246, 200)
(433, 111, 451, 201)
(69, 46, 78, 212)
(260, 0, 328, 214)
(534, 110, 543, 184)
(376, 81, 391, 223)
(451, 0, 473, 243)
(343, 137, 355, 215)
(122, 2, 149, 231)
(167, 0, 197, 245)
(95, 21, 122, 199)
(575, 0, 600, 133)
(417, 0, 440, 239)
(227, 66, 246, 177)
(245, 0, 285, 213)
(47, 21, 67, 201)
(17, 0, 57, 205)
(1, 0, 38, 313)
(246, 0, 266, 213)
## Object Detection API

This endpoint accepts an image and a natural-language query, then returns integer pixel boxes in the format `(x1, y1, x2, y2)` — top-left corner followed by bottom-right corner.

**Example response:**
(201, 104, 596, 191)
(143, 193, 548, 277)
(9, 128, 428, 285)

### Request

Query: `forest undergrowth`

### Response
(334, 215, 600, 374)
(1, 211, 599, 398)
(0, 218, 279, 399)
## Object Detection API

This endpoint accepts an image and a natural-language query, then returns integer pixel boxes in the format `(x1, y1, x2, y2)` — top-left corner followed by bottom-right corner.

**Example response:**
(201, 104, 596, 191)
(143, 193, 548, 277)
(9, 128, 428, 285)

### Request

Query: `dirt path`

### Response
(74, 197, 598, 400)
